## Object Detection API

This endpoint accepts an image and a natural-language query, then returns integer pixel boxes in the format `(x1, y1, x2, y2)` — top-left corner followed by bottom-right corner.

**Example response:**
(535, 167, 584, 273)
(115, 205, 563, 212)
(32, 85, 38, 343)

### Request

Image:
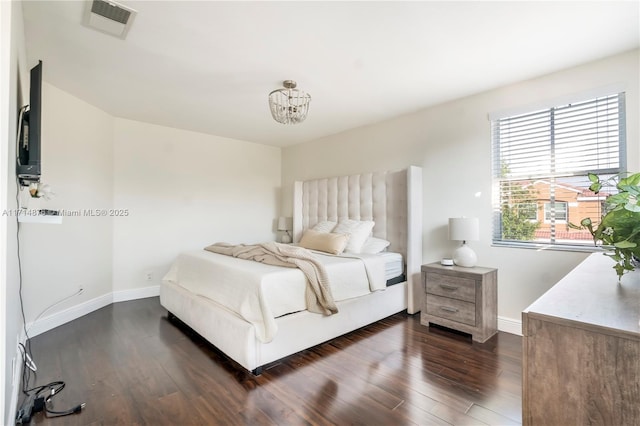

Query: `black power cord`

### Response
(15, 393, 36, 424)
(16, 381, 85, 424)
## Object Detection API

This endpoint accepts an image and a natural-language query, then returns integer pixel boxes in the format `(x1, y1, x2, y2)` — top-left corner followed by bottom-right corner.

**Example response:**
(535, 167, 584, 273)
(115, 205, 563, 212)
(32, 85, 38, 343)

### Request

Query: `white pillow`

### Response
(312, 221, 337, 233)
(333, 219, 375, 253)
(360, 237, 391, 254)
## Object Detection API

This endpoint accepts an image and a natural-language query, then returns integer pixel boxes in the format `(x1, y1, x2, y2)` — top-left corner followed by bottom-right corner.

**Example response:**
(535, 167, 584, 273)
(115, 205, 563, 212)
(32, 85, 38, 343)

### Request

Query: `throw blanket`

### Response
(204, 242, 338, 316)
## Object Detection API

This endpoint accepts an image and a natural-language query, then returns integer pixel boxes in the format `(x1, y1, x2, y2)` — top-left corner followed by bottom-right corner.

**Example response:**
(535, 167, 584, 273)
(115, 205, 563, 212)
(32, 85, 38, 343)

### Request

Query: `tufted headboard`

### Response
(292, 166, 423, 313)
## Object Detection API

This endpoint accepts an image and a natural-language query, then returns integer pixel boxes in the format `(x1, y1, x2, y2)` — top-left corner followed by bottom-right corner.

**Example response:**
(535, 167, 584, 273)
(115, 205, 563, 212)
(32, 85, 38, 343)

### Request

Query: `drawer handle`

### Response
(440, 306, 459, 313)
(439, 284, 458, 291)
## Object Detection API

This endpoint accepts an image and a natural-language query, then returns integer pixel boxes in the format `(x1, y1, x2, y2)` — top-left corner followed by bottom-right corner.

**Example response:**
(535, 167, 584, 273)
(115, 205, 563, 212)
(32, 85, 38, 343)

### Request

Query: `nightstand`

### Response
(420, 262, 497, 343)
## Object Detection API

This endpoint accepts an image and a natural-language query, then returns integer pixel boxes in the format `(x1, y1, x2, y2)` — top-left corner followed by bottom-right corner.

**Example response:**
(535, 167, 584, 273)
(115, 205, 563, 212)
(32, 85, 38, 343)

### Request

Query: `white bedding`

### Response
(162, 249, 389, 343)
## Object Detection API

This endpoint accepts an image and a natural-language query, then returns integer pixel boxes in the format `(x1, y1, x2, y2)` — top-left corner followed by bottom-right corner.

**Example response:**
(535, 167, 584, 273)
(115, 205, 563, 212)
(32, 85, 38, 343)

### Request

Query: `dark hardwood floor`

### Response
(21, 297, 522, 425)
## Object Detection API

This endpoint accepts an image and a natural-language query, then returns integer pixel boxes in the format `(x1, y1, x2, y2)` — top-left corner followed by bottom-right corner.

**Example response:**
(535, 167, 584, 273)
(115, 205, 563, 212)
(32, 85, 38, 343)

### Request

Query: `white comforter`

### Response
(162, 249, 386, 343)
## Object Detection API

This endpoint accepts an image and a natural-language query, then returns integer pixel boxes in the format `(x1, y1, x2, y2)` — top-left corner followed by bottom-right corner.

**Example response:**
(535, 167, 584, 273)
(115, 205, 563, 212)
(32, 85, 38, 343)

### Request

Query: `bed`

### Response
(160, 166, 422, 374)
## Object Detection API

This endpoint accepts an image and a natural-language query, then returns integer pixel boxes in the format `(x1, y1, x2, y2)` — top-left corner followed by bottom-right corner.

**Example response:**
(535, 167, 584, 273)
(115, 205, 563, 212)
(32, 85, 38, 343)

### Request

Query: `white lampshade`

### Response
(277, 217, 292, 243)
(449, 217, 479, 267)
(448, 217, 479, 242)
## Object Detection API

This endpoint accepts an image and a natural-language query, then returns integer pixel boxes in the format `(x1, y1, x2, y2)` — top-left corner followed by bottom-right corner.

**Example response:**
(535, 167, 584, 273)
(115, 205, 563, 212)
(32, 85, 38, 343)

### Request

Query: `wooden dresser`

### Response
(420, 262, 497, 343)
(522, 253, 640, 425)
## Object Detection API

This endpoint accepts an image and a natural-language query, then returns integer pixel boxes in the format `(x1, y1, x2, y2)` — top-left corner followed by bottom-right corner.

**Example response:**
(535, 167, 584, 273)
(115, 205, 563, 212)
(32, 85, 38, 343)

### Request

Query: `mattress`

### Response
(378, 251, 404, 280)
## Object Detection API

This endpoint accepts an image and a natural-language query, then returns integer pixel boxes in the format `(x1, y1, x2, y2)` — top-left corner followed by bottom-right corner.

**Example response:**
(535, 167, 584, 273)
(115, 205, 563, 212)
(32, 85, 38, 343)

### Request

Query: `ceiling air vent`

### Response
(83, 0, 137, 39)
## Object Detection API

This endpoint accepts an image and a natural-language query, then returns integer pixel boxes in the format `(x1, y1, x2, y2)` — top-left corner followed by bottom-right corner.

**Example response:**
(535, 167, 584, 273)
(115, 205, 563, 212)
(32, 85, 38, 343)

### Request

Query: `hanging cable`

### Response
(13, 104, 85, 423)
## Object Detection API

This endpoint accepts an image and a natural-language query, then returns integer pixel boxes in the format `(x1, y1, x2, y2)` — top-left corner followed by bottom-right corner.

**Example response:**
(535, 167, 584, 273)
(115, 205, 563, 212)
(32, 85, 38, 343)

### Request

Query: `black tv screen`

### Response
(17, 60, 42, 185)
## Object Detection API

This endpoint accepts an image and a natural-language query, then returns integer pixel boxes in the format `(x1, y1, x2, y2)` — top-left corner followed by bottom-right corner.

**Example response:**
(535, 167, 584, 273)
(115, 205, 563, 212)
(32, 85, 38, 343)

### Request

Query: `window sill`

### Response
(492, 240, 603, 253)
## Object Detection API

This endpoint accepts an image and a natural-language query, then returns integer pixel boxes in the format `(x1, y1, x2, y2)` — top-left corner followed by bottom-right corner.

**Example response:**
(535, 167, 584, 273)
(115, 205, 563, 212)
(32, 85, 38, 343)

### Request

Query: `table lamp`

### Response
(277, 217, 292, 243)
(449, 217, 479, 267)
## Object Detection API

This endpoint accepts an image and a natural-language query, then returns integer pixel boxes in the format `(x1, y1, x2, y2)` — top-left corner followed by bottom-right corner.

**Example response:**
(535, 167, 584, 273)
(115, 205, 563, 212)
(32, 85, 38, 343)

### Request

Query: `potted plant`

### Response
(570, 172, 640, 280)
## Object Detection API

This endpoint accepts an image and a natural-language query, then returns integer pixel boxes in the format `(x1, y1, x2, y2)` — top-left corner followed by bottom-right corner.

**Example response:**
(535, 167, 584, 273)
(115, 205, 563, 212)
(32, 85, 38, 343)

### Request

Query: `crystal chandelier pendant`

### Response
(268, 80, 311, 124)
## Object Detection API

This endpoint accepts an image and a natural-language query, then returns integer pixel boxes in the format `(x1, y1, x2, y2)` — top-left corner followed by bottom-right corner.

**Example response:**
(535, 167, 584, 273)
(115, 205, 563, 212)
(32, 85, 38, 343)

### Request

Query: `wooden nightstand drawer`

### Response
(420, 263, 497, 343)
(426, 294, 476, 326)
(426, 272, 475, 303)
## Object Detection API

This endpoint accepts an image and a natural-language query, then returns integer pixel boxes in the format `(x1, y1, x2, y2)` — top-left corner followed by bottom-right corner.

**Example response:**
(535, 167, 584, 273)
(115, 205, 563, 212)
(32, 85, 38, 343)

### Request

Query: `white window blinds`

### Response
(491, 93, 626, 248)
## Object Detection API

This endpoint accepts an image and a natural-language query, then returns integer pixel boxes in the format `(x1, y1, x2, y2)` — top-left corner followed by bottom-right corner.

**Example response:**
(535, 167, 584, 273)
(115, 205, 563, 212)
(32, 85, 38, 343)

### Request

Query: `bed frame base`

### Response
(161, 280, 408, 373)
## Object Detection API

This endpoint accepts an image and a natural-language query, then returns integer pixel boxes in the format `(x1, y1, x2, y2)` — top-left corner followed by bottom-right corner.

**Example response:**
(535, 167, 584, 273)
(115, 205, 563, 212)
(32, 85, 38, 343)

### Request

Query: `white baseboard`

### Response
(498, 315, 523, 336)
(26, 293, 113, 338)
(24, 285, 520, 340)
(26, 285, 160, 338)
(112, 285, 160, 303)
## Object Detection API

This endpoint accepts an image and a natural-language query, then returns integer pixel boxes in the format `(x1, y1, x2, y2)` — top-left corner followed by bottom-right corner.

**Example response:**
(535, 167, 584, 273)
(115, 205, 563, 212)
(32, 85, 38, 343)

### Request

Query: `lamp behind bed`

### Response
(277, 216, 292, 243)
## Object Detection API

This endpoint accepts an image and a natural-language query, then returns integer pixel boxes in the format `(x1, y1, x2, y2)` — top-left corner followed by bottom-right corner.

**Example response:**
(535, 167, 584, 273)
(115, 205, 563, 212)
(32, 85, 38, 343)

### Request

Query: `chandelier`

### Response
(268, 80, 311, 125)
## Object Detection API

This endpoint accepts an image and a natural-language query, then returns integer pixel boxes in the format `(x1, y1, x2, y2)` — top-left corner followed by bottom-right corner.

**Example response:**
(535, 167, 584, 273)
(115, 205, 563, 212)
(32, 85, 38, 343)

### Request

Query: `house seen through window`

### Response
(491, 93, 626, 248)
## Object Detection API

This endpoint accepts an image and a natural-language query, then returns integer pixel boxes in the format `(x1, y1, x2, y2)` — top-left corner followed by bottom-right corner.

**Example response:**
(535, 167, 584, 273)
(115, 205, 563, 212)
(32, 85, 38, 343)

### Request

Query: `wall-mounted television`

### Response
(17, 60, 43, 186)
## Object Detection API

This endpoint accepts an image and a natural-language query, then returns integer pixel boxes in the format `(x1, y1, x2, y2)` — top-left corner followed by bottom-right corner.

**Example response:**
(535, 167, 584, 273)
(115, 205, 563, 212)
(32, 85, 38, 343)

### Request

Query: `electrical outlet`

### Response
(145, 271, 153, 281)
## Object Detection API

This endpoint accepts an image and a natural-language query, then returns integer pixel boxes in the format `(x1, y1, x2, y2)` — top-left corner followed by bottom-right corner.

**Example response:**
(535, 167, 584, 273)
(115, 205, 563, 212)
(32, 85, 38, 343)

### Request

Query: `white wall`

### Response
(1, 1, 29, 423)
(19, 82, 114, 324)
(282, 49, 640, 326)
(112, 119, 281, 292)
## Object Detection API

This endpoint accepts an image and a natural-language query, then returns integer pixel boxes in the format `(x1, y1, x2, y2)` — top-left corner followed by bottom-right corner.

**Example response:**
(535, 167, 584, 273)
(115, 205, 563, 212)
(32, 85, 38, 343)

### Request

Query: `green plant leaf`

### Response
(618, 173, 640, 188)
(613, 263, 625, 280)
(624, 201, 640, 212)
(588, 173, 599, 183)
(605, 252, 623, 262)
(605, 193, 629, 206)
(618, 186, 640, 198)
(614, 240, 637, 249)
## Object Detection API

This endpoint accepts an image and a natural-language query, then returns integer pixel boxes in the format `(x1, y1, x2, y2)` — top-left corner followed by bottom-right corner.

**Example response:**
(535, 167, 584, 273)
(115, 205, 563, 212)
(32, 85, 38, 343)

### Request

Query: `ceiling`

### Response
(22, 1, 640, 148)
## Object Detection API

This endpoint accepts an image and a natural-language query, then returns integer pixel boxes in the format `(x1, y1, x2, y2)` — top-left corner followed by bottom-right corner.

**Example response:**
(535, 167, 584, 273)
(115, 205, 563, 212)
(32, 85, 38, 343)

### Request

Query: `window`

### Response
(517, 202, 538, 221)
(544, 202, 567, 223)
(492, 93, 626, 248)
